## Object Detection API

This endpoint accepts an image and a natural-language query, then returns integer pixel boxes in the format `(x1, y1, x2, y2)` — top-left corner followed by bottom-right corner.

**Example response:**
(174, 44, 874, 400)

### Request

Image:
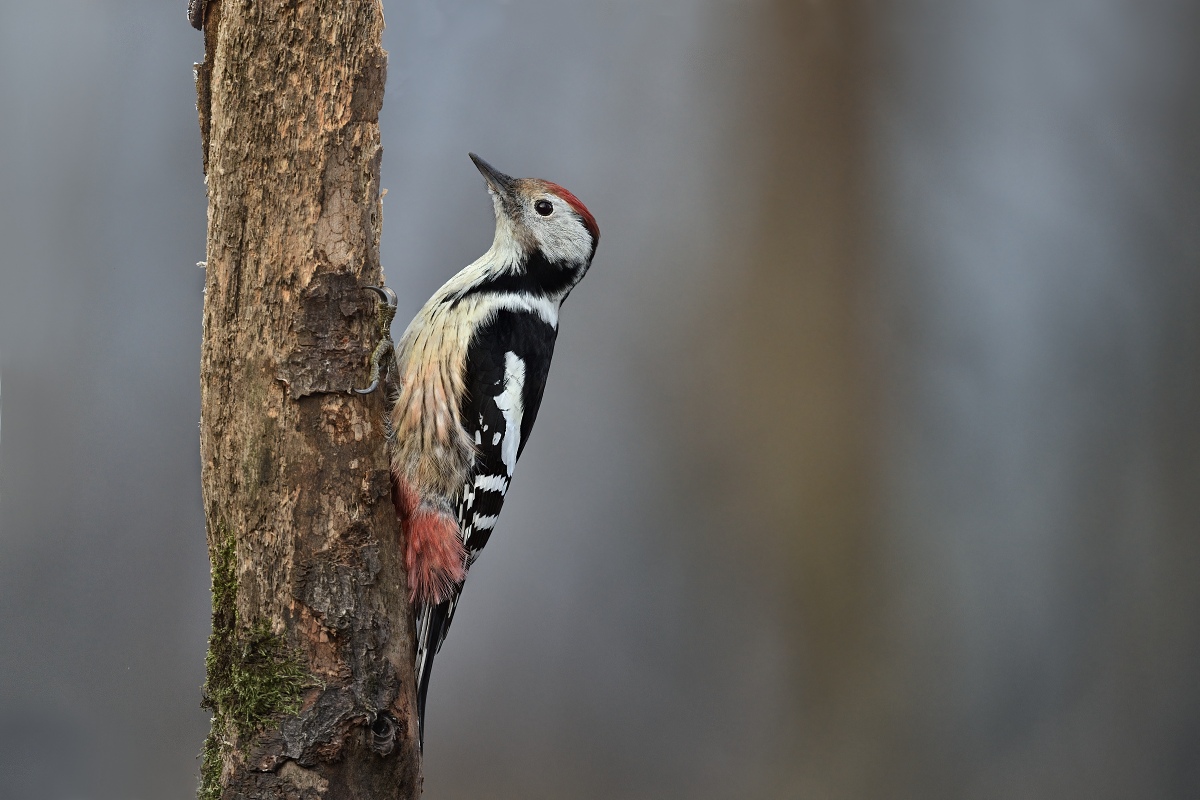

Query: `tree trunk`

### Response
(194, 1, 422, 797)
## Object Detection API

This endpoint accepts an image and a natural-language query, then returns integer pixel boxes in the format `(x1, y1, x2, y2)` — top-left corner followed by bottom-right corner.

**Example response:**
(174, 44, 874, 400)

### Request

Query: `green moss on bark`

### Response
(199, 531, 309, 799)
(198, 727, 224, 800)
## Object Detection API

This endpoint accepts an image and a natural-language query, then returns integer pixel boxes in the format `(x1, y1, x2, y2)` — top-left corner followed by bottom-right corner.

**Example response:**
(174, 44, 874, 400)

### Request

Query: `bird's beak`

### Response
(469, 153, 516, 198)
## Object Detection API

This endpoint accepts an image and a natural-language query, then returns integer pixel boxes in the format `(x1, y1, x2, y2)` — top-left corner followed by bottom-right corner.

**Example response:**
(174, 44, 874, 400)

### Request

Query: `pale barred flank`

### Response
(390, 307, 476, 498)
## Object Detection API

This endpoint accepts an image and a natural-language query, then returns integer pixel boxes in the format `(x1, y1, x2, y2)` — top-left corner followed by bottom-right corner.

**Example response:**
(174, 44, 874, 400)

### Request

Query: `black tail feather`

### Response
(415, 599, 453, 749)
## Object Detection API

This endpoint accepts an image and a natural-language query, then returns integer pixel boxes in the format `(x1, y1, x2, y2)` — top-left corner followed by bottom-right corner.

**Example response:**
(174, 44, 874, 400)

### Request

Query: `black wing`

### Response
(414, 308, 557, 744)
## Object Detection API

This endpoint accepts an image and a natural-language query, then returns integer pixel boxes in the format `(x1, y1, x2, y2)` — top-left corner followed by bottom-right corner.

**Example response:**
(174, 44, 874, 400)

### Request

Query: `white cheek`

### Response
(531, 216, 591, 264)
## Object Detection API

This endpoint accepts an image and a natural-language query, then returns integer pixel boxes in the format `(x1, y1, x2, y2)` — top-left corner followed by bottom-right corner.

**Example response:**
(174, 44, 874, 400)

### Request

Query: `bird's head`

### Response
(470, 153, 599, 288)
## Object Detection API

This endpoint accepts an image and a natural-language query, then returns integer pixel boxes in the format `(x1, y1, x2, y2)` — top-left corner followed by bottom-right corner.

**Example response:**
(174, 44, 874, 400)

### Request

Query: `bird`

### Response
(357, 153, 599, 746)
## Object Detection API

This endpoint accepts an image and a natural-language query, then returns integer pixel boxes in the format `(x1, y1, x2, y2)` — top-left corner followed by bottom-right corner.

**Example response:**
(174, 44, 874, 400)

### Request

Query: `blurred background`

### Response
(1, 1, 1198, 798)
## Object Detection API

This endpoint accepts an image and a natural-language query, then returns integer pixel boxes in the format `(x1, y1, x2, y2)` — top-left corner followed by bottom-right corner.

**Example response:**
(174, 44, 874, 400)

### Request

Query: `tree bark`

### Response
(194, 1, 422, 797)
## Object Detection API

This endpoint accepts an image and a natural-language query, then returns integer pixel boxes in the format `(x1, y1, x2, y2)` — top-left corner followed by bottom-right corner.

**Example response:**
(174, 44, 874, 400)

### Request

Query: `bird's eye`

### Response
(534, 199, 554, 216)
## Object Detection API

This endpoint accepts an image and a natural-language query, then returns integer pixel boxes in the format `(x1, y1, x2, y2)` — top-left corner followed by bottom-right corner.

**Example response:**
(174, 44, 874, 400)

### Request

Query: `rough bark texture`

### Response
(195, 1, 422, 797)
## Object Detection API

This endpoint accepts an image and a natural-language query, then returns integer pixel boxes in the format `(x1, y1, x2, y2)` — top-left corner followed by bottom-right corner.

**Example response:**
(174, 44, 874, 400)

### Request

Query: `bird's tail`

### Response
(414, 599, 455, 748)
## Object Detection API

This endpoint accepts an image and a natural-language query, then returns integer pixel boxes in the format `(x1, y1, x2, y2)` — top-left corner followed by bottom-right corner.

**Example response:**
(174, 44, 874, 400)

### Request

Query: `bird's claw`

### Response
(363, 284, 398, 309)
(354, 284, 399, 396)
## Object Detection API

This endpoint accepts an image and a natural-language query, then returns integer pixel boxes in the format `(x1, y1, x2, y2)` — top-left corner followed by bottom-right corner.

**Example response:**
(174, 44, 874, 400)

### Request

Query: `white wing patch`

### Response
(492, 352, 526, 476)
(474, 474, 509, 493)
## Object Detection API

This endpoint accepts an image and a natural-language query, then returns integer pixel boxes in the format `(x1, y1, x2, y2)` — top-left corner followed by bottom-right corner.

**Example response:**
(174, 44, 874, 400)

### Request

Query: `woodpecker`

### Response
(358, 154, 598, 745)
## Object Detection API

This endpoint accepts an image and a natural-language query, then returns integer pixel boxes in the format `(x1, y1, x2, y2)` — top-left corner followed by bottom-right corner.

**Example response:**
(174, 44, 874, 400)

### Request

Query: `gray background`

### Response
(1, 1, 1198, 798)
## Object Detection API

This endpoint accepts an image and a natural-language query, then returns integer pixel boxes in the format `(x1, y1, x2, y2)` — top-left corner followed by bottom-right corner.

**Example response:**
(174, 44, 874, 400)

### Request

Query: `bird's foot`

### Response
(355, 285, 399, 396)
